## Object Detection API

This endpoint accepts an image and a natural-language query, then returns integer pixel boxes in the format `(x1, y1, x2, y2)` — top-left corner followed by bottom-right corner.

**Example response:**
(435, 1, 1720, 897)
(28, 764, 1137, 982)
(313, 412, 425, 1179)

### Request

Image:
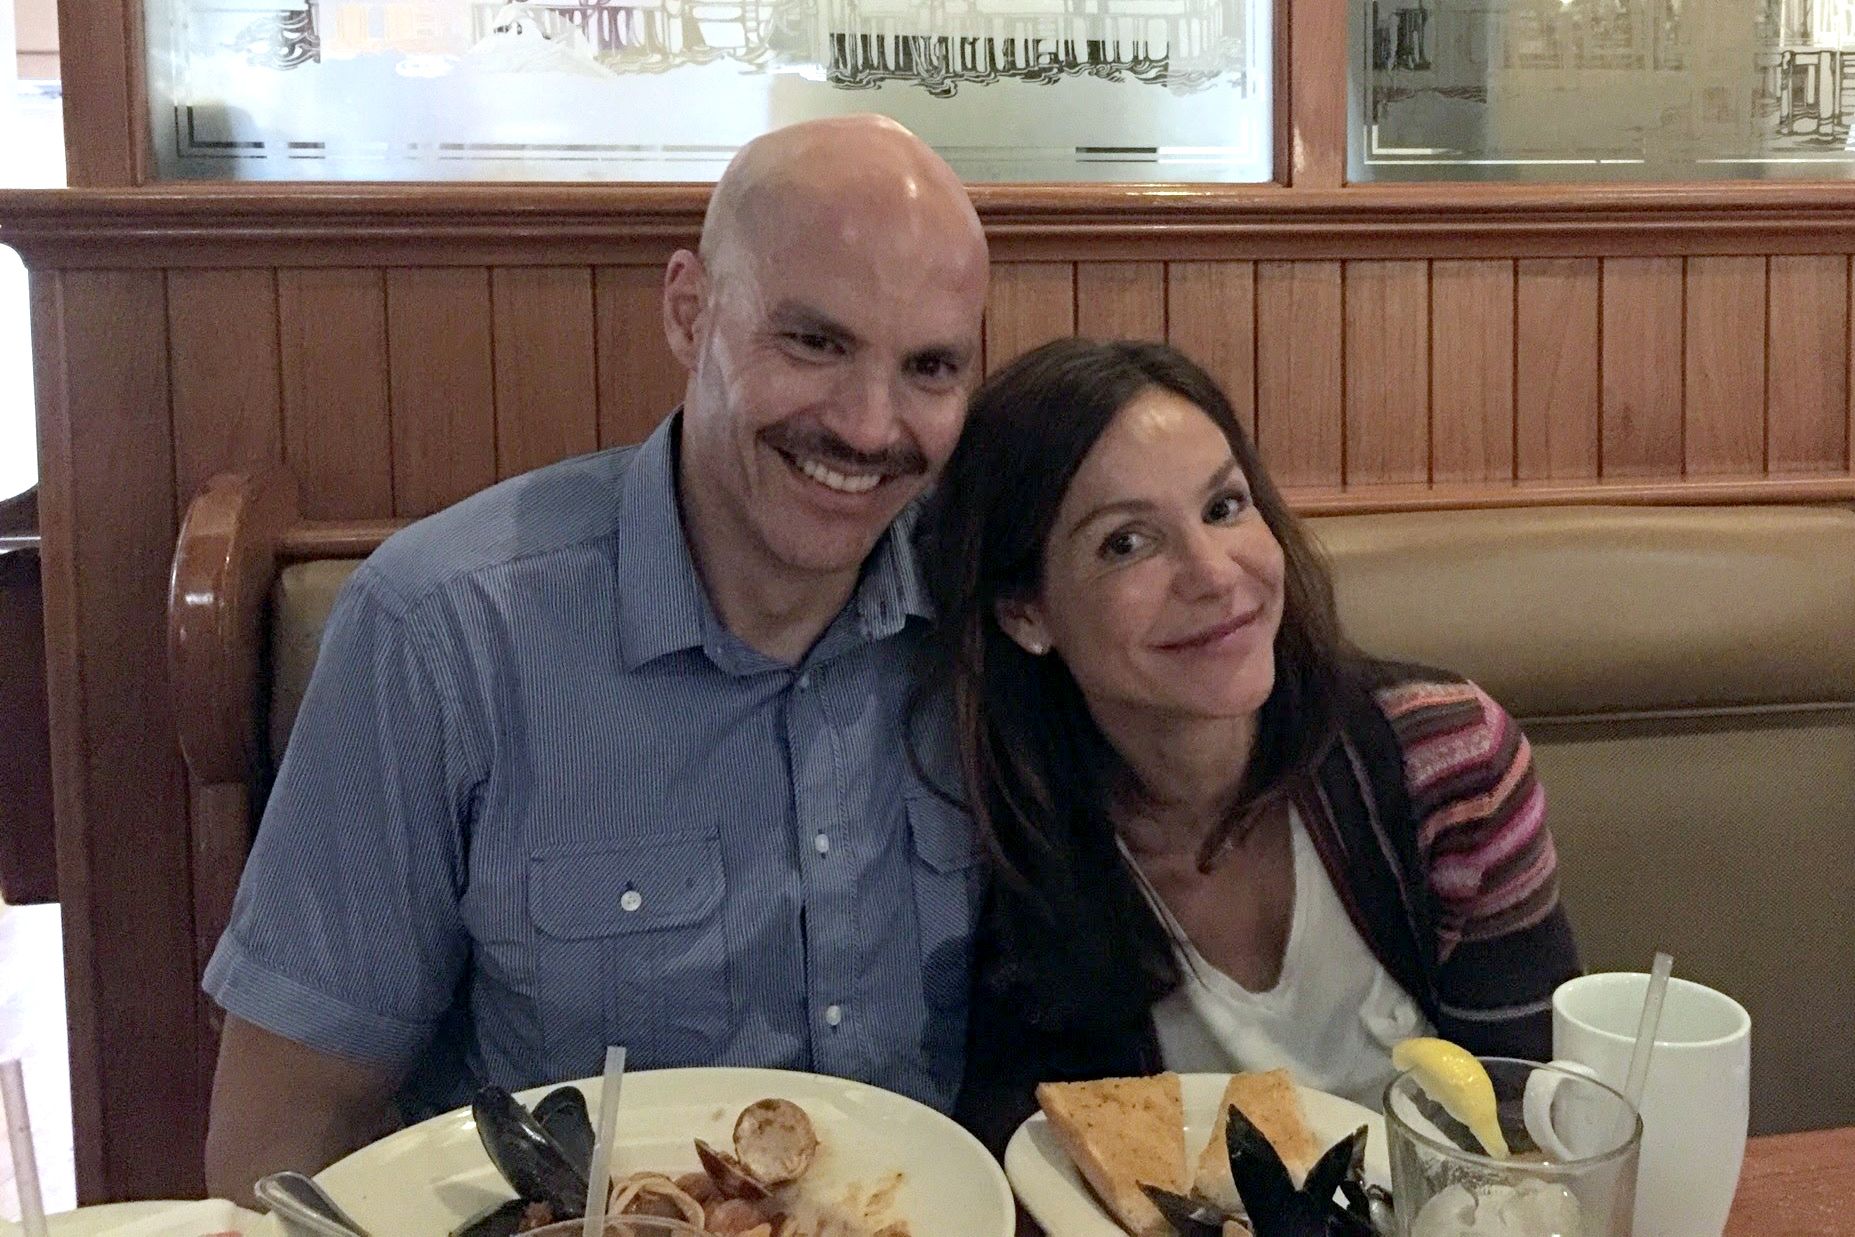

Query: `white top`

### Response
(1129, 811, 1435, 1110)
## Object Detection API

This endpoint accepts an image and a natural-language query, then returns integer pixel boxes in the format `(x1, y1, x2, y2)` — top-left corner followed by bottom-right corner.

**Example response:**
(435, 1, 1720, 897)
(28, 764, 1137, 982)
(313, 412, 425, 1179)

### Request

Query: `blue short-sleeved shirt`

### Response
(203, 414, 983, 1118)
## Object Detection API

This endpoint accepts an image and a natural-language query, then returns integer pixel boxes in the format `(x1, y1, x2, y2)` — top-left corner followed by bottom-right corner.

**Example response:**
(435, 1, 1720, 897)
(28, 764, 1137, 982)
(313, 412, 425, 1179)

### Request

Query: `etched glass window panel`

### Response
(144, 0, 1271, 181)
(1352, 0, 1855, 179)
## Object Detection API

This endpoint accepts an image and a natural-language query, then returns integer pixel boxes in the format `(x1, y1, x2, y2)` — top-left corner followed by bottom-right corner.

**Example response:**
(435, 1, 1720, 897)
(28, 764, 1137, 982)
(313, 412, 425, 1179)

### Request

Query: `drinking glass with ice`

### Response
(1385, 1058, 1642, 1237)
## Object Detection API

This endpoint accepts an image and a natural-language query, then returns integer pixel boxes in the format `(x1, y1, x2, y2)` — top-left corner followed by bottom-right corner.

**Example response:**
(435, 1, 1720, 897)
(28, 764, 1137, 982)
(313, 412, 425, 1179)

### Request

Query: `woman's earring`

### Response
(1027, 640, 1050, 656)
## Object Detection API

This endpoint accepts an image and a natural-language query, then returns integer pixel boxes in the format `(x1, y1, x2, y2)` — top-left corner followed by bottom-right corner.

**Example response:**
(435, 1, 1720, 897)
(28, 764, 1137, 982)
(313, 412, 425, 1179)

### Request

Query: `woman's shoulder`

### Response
(1355, 661, 1531, 818)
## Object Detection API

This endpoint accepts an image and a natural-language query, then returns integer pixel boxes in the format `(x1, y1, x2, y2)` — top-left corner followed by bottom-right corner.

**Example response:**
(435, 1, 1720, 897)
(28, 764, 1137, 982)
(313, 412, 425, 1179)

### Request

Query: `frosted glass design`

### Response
(144, 0, 1271, 181)
(1353, 0, 1855, 178)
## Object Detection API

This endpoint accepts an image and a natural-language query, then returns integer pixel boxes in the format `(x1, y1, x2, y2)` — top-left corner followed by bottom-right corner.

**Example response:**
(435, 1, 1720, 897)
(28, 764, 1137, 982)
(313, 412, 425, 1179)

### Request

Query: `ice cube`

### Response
(1409, 1179, 1585, 1237)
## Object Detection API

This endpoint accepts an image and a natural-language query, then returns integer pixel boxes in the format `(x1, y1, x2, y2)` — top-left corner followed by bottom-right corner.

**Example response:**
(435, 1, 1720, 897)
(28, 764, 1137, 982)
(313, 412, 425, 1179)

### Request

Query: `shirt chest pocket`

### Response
(904, 792, 985, 1019)
(528, 834, 731, 1077)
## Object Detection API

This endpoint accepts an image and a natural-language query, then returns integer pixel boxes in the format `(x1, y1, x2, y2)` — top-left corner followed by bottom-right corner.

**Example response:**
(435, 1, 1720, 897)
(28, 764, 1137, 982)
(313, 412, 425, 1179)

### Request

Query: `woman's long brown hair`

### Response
(915, 338, 1361, 1045)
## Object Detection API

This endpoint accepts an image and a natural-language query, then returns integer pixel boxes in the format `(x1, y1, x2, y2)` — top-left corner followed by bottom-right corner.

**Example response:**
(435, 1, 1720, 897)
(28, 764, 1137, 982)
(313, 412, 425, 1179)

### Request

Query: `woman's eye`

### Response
(1099, 529, 1150, 561)
(1206, 491, 1251, 524)
(786, 332, 840, 356)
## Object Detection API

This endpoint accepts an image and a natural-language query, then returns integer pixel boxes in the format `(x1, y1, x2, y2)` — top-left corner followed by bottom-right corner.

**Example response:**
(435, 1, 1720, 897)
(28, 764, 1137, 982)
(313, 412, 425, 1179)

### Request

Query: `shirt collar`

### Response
(615, 414, 936, 671)
(614, 414, 710, 670)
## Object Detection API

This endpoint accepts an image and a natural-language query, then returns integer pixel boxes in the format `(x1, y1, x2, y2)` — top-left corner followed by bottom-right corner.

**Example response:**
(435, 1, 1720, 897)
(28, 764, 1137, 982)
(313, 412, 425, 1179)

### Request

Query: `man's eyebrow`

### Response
(1064, 459, 1242, 541)
(768, 303, 857, 341)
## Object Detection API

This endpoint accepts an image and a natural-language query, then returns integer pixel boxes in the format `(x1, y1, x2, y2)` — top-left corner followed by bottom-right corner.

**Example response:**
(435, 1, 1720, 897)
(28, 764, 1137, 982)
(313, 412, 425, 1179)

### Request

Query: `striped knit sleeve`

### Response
(1375, 677, 1581, 1057)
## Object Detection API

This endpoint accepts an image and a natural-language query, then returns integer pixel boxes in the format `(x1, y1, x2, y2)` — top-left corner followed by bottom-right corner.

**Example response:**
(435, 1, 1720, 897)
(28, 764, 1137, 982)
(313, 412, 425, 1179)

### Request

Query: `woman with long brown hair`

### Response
(917, 338, 1579, 1151)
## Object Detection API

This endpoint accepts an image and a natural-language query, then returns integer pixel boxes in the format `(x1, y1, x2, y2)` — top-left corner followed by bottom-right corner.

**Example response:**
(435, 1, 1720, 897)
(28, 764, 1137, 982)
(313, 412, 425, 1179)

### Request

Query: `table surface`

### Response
(1018, 1125, 1855, 1235)
(1723, 1125, 1855, 1236)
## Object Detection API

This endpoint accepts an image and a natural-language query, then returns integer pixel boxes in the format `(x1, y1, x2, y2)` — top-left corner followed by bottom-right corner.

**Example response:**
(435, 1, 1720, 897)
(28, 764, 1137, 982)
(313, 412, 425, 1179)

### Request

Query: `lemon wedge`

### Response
(1392, 1036, 1510, 1159)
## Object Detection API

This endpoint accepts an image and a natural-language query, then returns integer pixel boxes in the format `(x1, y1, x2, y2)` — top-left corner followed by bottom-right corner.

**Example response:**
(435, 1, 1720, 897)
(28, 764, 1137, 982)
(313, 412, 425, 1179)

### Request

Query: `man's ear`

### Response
(662, 249, 707, 369)
(995, 598, 1055, 657)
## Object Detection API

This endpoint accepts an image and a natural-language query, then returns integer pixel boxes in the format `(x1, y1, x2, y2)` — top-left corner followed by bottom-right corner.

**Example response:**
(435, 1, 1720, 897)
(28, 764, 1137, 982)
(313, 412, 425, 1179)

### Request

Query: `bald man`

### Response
(202, 116, 991, 1200)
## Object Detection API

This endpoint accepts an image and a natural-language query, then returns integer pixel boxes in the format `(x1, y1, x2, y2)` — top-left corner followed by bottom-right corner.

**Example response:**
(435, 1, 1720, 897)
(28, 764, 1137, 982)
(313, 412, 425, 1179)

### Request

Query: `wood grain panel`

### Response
(1515, 259, 1601, 481)
(1255, 262, 1343, 488)
(33, 270, 201, 1202)
(279, 269, 393, 518)
(1167, 262, 1256, 436)
(54, 0, 140, 185)
(1430, 261, 1515, 484)
(1287, 0, 1346, 186)
(1684, 256, 1767, 476)
(1600, 258, 1685, 478)
(490, 268, 599, 478)
(386, 269, 498, 517)
(1075, 262, 1166, 341)
(1766, 255, 1850, 473)
(594, 265, 683, 448)
(166, 270, 282, 512)
(984, 263, 1075, 371)
(1343, 261, 1430, 486)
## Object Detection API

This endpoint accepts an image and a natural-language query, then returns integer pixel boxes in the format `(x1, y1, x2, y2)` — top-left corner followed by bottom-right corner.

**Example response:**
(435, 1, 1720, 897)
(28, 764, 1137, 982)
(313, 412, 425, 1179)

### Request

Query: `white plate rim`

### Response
(317, 1065, 1013, 1236)
(1003, 1073, 1391, 1236)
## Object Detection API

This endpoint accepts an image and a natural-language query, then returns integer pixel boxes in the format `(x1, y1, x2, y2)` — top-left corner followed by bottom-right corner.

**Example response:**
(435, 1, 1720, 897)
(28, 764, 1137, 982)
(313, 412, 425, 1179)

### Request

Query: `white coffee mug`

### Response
(1543, 972, 1751, 1237)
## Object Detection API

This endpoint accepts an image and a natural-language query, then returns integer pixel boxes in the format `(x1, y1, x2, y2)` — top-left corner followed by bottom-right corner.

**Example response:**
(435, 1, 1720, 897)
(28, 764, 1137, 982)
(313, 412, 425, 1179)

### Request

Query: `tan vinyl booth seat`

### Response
(1315, 505, 1855, 1137)
(171, 483, 1855, 1137)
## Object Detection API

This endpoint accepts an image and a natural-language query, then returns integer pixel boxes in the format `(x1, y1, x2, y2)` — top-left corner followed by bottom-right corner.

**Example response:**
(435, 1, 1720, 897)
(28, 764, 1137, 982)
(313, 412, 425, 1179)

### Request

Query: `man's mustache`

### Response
(761, 423, 928, 477)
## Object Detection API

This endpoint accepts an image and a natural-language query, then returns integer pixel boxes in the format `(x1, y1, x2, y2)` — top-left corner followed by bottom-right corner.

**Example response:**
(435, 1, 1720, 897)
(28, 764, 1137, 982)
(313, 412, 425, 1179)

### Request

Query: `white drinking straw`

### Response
(580, 1046, 627, 1237)
(1, 1058, 49, 1237)
(1617, 951, 1675, 1141)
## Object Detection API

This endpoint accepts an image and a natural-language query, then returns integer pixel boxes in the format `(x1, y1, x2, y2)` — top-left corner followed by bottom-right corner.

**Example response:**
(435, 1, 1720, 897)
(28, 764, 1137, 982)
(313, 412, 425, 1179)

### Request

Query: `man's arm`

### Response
(204, 1015, 403, 1206)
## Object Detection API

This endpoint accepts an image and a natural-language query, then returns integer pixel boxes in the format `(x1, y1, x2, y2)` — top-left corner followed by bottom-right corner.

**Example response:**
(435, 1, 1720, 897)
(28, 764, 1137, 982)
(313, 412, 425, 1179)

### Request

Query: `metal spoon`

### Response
(253, 1170, 374, 1237)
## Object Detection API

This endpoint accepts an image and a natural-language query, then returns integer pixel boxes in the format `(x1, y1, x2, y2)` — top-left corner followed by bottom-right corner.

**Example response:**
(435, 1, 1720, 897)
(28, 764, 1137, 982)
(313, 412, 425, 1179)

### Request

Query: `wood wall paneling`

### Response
(984, 262, 1076, 371)
(1166, 262, 1257, 437)
(1684, 255, 1768, 476)
(1343, 261, 1430, 486)
(53, 0, 139, 185)
(1515, 258, 1602, 481)
(33, 270, 201, 1202)
(490, 268, 599, 478)
(1074, 262, 1166, 341)
(1600, 257, 1686, 478)
(1286, 0, 1346, 187)
(385, 269, 499, 518)
(593, 265, 683, 449)
(280, 269, 394, 518)
(1766, 255, 1851, 474)
(1430, 260, 1516, 484)
(1255, 261, 1344, 488)
(166, 270, 282, 513)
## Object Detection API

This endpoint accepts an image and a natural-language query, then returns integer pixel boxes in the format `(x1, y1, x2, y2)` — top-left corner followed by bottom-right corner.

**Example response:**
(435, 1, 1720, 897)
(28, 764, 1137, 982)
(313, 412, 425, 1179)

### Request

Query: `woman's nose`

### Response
(1173, 527, 1243, 598)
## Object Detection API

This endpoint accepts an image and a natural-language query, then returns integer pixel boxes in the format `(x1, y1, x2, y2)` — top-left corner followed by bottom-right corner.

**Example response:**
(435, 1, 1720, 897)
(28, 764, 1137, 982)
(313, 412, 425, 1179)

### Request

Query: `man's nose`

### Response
(824, 365, 904, 455)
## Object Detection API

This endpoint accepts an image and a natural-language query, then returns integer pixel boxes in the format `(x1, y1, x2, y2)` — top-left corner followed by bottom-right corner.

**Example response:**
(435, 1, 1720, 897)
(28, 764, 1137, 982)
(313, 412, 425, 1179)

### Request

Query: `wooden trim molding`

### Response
(22, 182, 1855, 265)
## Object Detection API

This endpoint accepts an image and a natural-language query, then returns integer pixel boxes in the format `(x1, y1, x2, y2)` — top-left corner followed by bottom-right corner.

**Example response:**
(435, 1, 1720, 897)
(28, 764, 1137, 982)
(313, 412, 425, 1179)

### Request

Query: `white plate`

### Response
(316, 1066, 1013, 1236)
(1005, 1074, 1391, 1236)
(0, 1200, 273, 1237)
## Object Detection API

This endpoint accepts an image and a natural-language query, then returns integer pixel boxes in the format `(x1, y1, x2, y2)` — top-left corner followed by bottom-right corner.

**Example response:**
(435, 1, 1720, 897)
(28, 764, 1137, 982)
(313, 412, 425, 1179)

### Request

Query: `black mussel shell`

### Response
(532, 1086, 595, 1179)
(449, 1197, 537, 1237)
(1224, 1106, 1378, 1237)
(1140, 1182, 1230, 1236)
(1301, 1125, 1367, 1208)
(472, 1085, 589, 1216)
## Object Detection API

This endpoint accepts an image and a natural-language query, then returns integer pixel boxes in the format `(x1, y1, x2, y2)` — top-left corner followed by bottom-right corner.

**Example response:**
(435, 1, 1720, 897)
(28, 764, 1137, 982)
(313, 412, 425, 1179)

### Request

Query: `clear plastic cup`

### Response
(1384, 1057, 1642, 1237)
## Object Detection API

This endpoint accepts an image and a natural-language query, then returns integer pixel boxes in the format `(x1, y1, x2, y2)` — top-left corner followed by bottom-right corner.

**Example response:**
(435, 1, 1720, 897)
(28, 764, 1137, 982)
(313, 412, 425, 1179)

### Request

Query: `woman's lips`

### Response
(1155, 607, 1265, 652)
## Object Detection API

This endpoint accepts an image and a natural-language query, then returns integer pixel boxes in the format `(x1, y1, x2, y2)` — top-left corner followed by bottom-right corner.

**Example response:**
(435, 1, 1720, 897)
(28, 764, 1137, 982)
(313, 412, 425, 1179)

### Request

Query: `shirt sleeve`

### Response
(1384, 678, 1581, 1059)
(202, 564, 484, 1072)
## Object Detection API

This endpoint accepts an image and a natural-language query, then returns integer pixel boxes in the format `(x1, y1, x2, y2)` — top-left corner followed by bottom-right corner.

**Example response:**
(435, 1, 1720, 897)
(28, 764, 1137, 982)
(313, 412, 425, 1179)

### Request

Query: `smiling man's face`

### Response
(668, 140, 988, 586)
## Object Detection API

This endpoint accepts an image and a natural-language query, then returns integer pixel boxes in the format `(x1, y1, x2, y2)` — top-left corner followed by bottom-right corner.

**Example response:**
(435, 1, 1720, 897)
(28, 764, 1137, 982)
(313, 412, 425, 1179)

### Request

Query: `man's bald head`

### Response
(697, 115, 987, 292)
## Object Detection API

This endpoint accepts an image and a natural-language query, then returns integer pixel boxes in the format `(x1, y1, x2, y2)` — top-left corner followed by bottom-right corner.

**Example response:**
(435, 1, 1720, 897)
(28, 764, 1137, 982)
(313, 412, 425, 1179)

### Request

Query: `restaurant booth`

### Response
(1, 0, 1854, 1223)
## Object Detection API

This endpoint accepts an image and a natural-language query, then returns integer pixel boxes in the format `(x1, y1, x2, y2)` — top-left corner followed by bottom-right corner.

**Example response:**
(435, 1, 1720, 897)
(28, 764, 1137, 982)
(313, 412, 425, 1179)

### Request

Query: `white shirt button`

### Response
(795, 672, 812, 691)
(824, 1004, 842, 1027)
(620, 890, 643, 912)
(813, 833, 830, 856)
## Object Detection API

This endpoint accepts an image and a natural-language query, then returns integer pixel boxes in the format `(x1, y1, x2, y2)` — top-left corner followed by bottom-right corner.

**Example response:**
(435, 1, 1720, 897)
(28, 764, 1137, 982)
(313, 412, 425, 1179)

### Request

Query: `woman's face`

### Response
(1002, 386, 1286, 725)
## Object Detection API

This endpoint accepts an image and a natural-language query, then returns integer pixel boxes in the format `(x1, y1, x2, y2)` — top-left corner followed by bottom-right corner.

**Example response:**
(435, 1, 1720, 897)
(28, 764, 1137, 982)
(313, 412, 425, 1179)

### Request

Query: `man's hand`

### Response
(204, 1015, 403, 1206)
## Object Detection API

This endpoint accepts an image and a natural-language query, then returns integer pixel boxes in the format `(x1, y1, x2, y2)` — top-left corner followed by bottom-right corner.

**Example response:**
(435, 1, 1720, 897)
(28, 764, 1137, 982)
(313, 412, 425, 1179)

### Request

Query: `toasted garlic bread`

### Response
(1193, 1070, 1321, 1213)
(1037, 1074, 1187, 1237)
